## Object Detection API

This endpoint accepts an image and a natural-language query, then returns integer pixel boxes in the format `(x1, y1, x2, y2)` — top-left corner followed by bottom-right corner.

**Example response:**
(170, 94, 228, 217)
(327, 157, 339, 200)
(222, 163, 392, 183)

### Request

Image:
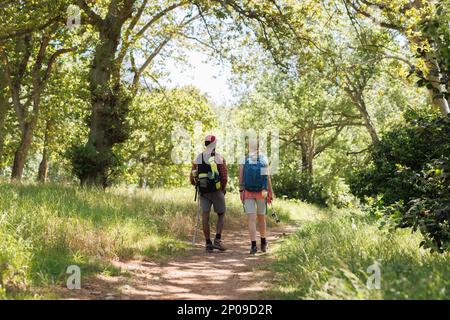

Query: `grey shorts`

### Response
(200, 190, 226, 214)
(244, 198, 267, 215)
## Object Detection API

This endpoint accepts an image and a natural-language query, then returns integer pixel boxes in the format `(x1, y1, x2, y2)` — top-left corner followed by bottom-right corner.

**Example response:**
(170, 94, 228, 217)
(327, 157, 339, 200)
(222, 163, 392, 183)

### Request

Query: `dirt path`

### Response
(58, 225, 295, 300)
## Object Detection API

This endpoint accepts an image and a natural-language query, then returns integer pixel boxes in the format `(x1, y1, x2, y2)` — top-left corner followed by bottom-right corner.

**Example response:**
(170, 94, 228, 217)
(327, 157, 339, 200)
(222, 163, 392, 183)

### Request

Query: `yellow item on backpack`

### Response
(209, 156, 221, 190)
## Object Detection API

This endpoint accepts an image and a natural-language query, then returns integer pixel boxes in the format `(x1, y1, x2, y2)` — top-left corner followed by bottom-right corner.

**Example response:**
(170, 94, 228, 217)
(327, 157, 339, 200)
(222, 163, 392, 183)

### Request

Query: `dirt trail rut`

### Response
(59, 226, 295, 300)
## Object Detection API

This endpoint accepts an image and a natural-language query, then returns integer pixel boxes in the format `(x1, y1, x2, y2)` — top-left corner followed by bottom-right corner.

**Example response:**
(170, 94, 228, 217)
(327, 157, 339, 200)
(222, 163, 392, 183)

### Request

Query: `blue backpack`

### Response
(243, 155, 268, 192)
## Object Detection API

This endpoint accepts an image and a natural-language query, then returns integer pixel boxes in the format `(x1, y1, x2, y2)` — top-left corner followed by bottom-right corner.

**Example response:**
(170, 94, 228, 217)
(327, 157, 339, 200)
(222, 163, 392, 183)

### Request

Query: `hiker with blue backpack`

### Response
(190, 135, 228, 253)
(239, 140, 274, 254)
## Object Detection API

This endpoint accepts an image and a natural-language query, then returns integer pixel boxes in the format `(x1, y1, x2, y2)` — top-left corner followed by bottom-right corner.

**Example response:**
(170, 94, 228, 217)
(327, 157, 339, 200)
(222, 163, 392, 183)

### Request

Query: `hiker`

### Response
(239, 139, 274, 254)
(190, 135, 228, 253)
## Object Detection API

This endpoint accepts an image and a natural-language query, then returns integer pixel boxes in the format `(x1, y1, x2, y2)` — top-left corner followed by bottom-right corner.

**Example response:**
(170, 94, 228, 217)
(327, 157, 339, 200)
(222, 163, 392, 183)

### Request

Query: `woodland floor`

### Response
(55, 225, 296, 300)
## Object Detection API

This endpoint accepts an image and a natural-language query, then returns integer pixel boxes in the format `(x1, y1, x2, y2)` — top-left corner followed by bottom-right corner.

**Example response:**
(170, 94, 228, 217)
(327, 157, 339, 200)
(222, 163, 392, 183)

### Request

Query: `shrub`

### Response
(350, 108, 450, 252)
(272, 170, 328, 206)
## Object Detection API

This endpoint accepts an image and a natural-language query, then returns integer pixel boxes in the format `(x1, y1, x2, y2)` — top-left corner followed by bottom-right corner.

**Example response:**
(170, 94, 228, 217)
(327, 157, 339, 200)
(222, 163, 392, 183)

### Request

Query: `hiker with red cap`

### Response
(190, 135, 228, 253)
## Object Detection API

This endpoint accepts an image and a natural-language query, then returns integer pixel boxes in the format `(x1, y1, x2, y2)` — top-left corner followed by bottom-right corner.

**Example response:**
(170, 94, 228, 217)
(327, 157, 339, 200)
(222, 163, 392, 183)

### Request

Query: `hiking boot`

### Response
(213, 239, 226, 251)
(261, 242, 268, 253)
(250, 246, 258, 255)
(206, 242, 214, 253)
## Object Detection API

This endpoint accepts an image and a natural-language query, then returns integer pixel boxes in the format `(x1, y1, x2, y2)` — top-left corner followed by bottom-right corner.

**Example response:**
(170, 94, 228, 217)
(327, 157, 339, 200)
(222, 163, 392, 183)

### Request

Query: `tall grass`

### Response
(0, 183, 249, 299)
(3, 182, 448, 300)
(270, 207, 450, 299)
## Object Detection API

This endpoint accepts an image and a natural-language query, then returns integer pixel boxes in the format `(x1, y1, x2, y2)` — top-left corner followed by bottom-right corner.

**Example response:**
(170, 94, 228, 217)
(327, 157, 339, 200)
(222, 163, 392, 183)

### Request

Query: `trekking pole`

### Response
(192, 183, 201, 246)
(270, 202, 281, 224)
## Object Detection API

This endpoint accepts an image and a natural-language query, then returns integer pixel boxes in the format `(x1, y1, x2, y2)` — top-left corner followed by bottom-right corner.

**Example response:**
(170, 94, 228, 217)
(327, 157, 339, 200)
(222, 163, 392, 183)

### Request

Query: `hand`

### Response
(268, 189, 274, 204)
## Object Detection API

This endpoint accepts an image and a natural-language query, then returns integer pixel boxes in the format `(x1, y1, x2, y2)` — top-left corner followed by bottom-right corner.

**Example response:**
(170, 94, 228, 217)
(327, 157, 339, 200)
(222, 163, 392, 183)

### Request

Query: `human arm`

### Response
(217, 157, 228, 194)
(189, 163, 198, 186)
(267, 175, 275, 203)
(239, 164, 245, 202)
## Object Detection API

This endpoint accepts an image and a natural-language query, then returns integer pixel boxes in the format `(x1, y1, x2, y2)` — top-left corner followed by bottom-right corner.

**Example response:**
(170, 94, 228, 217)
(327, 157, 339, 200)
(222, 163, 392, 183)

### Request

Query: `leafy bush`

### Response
(68, 143, 123, 188)
(272, 170, 328, 206)
(350, 109, 450, 252)
(270, 209, 450, 299)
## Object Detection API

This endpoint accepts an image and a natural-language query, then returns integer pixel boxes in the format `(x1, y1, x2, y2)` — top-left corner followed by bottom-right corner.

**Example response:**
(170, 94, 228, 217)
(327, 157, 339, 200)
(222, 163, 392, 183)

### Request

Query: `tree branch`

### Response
(132, 37, 171, 90)
(0, 15, 61, 41)
(346, 0, 404, 31)
(134, 1, 188, 39)
(42, 48, 74, 82)
(76, 0, 104, 27)
(314, 126, 345, 156)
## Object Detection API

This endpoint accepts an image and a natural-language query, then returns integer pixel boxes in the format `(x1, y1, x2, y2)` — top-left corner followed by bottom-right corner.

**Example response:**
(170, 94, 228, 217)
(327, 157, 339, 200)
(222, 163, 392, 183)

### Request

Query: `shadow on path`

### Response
(57, 226, 296, 300)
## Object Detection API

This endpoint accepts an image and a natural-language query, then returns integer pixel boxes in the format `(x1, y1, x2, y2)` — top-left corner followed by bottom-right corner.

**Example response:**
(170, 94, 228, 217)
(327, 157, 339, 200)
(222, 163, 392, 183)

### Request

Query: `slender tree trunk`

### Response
(138, 176, 146, 188)
(300, 132, 314, 176)
(11, 124, 33, 180)
(37, 147, 49, 182)
(356, 97, 379, 144)
(37, 121, 51, 182)
(345, 87, 379, 144)
(0, 90, 8, 165)
(0, 70, 9, 167)
(301, 148, 309, 173)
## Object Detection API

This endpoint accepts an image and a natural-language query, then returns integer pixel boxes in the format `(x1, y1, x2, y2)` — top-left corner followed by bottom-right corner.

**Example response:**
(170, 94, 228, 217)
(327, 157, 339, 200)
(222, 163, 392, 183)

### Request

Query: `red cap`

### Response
(205, 135, 216, 143)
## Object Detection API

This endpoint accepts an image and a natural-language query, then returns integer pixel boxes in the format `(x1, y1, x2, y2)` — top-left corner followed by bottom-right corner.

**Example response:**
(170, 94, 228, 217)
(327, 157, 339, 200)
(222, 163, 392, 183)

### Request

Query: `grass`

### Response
(0, 183, 251, 299)
(1, 182, 449, 299)
(269, 205, 450, 299)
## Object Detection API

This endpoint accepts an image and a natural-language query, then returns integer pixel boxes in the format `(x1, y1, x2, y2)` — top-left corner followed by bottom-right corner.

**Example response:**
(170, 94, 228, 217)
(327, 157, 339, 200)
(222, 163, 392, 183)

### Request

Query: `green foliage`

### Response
(350, 108, 450, 252)
(119, 86, 216, 187)
(270, 147, 328, 205)
(401, 158, 450, 252)
(68, 143, 119, 187)
(413, 1, 450, 100)
(0, 183, 280, 298)
(270, 208, 450, 299)
(351, 109, 450, 202)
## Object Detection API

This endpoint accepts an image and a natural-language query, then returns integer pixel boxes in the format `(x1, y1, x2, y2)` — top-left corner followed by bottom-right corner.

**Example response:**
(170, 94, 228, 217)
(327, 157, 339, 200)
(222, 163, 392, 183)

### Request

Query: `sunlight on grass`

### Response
(0, 183, 261, 299)
(2, 182, 449, 300)
(269, 207, 450, 300)
(0, 184, 212, 298)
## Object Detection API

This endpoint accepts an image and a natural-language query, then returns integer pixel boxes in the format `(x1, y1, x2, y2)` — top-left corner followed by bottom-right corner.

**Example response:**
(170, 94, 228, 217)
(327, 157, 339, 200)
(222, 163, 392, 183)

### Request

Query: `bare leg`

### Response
(202, 211, 211, 241)
(248, 213, 257, 242)
(257, 214, 266, 239)
(216, 212, 225, 236)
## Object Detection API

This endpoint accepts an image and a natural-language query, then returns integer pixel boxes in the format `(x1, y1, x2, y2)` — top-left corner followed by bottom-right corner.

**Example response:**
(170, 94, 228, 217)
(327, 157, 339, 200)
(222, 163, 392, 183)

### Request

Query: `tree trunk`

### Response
(356, 97, 379, 144)
(345, 87, 380, 144)
(300, 131, 314, 176)
(11, 124, 33, 181)
(424, 59, 450, 116)
(409, 0, 449, 116)
(0, 89, 8, 165)
(0, 70, 9, 167)
(138, 176, 146, 188)
(37, 121, 51, 182)
(80, 23, 130, 187)
(37, 147, 49, 183)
